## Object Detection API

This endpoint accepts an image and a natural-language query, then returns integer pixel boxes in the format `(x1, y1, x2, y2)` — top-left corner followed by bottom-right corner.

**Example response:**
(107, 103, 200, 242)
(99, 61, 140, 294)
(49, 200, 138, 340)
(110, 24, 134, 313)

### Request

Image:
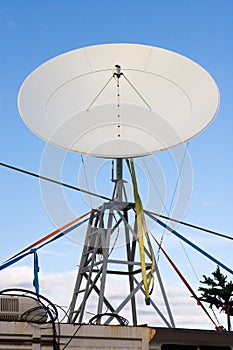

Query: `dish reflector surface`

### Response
(18, 44, 219, 158)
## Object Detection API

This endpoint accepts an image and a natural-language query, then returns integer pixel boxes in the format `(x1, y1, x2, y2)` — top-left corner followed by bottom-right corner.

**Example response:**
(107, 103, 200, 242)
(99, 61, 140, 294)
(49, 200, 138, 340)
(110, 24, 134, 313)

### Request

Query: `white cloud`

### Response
(0, 265, 32, 288)
(0, 266, 227, 330)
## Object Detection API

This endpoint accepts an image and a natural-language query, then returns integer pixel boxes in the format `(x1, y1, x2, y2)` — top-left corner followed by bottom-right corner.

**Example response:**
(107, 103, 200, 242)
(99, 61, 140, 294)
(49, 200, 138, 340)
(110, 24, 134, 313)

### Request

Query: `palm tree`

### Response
(198, 266, 233, 331)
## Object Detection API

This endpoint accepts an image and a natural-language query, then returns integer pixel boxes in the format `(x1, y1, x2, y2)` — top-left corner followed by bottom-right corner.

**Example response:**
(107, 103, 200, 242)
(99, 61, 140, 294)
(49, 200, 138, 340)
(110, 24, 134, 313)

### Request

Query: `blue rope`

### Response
(0, 251, 33, 270)
(0, 249, 40, 294)
(0, 214, 92, 272)
(37, 215, 91, 250)
(0, 214, 94, 296)
(31, 249, 39, 294)
(146, 211, 233, 276)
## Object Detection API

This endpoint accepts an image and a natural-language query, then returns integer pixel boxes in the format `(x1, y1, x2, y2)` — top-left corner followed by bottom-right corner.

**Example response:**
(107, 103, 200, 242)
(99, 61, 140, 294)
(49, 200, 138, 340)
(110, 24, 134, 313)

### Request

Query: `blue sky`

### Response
(0, 0, 233, 328)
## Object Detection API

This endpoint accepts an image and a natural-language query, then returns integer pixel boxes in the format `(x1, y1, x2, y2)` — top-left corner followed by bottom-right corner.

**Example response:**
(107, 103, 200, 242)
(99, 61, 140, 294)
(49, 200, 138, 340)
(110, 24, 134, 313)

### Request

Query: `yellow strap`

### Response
(126, 159, 155, 304)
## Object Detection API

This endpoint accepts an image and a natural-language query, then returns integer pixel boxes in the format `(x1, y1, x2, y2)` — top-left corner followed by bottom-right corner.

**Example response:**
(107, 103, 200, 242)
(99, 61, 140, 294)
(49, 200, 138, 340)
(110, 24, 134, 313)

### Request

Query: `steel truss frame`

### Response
(68, 199, 175, 327)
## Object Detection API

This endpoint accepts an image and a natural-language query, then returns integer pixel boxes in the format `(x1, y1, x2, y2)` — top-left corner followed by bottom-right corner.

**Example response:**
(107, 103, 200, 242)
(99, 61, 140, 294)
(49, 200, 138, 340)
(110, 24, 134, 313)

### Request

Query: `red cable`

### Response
(5, 208, 97, 262)
(151, 233, 218, 328)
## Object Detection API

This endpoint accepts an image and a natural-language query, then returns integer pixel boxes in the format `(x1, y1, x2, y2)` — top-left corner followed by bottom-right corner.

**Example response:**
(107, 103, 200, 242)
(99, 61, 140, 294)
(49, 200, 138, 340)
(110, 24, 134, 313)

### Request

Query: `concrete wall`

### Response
(0, 322, 155, 350)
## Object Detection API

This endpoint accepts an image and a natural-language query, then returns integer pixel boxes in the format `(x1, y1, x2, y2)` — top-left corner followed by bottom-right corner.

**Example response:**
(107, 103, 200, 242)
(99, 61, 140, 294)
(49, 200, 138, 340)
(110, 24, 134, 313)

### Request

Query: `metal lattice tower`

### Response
(68, 159, 175, 326)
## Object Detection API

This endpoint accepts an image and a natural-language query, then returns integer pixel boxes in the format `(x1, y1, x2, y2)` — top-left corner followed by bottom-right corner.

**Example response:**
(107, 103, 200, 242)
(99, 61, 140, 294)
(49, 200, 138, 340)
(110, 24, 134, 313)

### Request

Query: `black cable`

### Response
(144, 209, 233, 241)
(54, 304, 70, 323)
(1, 161, 231, 240)
(0, 288, 60, 350)
(0, 288, 58, 321)
(88, 312, 129, 326)
(61, 324, 83, 350)
(20, 305, 48, 323)
(0, 162, 111, 201)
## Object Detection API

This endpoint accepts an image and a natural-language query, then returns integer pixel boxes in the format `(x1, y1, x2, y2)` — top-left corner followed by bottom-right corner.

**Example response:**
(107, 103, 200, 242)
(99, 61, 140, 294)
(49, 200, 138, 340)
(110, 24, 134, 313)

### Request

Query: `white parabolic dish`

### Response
(18, 44, 219, 158)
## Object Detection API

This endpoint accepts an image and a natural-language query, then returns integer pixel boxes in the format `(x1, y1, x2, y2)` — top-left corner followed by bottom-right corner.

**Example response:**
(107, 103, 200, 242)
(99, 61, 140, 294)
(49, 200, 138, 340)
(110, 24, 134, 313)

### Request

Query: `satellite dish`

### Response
(18, 44, 219, 158)
(15, 44, 222, 326)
